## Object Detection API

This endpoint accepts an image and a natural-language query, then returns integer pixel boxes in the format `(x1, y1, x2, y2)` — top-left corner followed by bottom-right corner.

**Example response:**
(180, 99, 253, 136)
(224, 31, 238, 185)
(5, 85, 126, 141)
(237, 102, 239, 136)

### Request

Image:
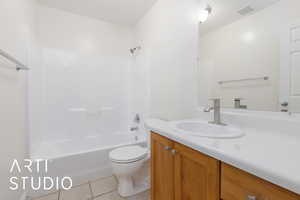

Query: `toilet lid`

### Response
(109, 145, 148, 163)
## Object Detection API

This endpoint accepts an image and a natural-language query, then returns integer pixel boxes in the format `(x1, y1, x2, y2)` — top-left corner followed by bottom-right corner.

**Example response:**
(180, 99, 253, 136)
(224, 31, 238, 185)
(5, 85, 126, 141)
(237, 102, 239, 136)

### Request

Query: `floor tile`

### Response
(93, 191, 125, 200)
(90, 176, 117, 197)
(32, 192, 59, 200)
(125, 190, 150, 200)
(60, 183, 92, 200)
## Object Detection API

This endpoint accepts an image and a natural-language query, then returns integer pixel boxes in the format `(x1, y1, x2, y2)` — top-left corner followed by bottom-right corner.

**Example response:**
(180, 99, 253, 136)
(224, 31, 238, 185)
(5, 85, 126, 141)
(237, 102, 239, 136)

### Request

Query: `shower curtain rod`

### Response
(0, 48, 30, 71)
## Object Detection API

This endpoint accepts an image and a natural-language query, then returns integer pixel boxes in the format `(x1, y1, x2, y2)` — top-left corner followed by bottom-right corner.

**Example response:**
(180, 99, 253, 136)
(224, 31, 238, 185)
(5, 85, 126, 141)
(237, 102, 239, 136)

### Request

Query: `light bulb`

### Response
(199, 10, 209, 23)
(199, 6, 212, 23)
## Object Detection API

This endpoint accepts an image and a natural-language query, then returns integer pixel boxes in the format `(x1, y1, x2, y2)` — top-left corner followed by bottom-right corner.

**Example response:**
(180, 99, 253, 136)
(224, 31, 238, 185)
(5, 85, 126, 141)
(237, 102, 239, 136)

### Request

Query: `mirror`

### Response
(198, 0, 300, 113)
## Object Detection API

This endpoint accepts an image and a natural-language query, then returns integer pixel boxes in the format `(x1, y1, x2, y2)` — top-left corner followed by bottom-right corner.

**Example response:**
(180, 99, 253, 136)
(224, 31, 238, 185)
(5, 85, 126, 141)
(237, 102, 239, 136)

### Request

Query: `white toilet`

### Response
(109, 145, 150, 197)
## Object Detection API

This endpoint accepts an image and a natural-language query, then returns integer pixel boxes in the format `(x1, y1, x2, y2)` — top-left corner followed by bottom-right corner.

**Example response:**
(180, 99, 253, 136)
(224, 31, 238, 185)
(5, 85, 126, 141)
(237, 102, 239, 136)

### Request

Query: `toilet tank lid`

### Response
(109, 145, 148, 162)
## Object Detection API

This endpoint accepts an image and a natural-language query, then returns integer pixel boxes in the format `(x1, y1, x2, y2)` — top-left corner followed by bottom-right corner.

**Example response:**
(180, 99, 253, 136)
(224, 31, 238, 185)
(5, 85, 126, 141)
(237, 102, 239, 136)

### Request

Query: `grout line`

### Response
(88, 181, 94, 198)
(90, 175, 115, 184)
(57, 190, 61, 200)
(112, 175, 118, 184)
(70, 181, 91, 189)
(92, 189, 117, 199)
(31, 175, 120, 200)
(30, 190, 60, 200)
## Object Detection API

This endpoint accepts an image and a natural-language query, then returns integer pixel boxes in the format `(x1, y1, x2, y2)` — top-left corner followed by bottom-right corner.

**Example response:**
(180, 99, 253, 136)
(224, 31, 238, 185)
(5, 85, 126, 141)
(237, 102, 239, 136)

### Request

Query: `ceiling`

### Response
(38, 0, 158, 26)
(200, 0, 281, 35)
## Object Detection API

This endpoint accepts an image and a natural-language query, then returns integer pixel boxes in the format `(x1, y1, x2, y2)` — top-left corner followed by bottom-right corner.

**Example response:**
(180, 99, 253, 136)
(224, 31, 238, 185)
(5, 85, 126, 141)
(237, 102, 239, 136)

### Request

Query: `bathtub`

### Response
(28, 132, 146, 197)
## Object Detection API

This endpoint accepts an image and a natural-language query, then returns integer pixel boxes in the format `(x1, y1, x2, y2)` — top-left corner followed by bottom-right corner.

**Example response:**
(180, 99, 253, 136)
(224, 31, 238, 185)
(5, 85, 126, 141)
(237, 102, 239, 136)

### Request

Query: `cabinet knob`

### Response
(171, 149, 177, 155)
(247, 195, 256, 200)
(164, 146, 171, 151)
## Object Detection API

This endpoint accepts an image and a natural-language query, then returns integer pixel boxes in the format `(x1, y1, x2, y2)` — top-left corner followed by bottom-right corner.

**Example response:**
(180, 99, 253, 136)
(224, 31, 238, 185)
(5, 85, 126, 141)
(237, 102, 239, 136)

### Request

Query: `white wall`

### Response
(29, 6, 133, 152)
(0, 0, 37, 199)
(198, 0, 300, 111)
(133, 0, 200, 120)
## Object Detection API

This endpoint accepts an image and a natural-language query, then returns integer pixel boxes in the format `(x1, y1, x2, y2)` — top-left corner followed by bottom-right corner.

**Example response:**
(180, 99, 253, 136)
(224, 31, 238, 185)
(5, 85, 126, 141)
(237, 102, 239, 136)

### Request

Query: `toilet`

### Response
(109, 145, 150, 197)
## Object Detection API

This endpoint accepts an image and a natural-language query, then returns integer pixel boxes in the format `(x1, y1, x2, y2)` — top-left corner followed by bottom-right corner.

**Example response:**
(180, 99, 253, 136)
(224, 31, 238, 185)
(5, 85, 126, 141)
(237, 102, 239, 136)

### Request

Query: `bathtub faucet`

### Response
(130, 126, 139, 132)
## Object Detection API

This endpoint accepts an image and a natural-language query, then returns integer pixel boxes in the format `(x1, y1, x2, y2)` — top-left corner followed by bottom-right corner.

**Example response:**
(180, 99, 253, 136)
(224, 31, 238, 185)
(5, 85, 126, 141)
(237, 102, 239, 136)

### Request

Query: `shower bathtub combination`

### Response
(29, 132, 146, 196)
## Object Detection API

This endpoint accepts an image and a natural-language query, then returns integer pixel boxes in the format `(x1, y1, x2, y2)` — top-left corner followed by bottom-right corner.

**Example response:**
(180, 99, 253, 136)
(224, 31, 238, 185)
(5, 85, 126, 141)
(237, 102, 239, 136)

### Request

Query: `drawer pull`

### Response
(164, 146, 171, 151)
(171, 149, 177, 155)
(247, 195, 256, 200)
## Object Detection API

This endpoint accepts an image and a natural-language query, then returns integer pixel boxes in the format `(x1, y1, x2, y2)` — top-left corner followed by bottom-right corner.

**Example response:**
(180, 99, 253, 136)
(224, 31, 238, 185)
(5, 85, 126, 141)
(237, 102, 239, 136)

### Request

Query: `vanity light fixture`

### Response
(199, 6, 212, 23)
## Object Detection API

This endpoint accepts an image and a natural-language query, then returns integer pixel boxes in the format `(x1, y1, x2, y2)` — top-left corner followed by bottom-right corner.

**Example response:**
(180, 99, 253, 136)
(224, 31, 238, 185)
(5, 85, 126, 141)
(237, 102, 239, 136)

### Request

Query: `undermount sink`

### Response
(169, 120, 244, 139)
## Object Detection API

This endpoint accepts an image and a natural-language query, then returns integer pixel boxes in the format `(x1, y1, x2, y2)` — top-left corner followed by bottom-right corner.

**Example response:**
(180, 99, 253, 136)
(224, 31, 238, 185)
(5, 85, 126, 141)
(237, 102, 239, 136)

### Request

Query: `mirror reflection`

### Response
(198, 0, 300, 113)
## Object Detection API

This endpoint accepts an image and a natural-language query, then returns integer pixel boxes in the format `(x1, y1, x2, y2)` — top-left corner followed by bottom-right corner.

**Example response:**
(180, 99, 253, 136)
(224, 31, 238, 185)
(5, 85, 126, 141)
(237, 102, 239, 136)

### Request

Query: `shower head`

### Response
(130, 46, 141, 55)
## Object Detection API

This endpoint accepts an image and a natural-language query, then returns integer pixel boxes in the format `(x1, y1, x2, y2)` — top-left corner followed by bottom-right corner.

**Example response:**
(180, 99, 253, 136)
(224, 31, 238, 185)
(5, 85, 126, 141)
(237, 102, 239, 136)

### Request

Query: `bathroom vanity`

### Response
(147, 119, 300, 200)
(151, 132, 219, 200)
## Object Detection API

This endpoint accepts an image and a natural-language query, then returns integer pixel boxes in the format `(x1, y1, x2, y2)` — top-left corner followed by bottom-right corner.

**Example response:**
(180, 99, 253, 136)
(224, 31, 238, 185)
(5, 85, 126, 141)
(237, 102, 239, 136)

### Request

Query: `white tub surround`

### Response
(145, 116, 300, 195)
(29, 5, 133, 151)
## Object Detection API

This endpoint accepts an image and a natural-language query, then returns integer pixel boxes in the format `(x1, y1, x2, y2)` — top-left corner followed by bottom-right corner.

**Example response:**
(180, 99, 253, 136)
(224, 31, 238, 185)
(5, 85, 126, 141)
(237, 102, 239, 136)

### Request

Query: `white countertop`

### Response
(145, 118, 300, 195)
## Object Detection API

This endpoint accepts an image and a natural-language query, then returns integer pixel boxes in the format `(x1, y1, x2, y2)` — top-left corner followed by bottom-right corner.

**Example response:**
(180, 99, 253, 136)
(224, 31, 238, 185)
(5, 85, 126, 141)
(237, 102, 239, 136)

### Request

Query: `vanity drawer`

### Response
(221, 163, 300, 200)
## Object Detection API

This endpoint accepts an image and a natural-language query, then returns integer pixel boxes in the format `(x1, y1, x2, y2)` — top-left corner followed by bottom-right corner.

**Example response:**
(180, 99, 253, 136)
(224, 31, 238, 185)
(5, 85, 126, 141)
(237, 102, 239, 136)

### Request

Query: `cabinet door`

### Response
(221, 163, 300, 200)
(174, 142, 220, 200)
(151, 132, 175, 200)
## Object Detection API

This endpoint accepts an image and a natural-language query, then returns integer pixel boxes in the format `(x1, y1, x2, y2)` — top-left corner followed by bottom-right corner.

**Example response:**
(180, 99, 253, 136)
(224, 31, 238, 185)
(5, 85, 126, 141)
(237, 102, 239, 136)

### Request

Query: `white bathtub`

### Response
(29, 132, 146, 197)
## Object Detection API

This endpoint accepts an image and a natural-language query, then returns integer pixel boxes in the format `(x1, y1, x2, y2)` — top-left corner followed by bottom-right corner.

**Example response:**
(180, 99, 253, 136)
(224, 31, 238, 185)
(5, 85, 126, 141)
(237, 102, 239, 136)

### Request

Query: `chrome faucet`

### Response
(234, 98, 247, 109)
(204, 98, 226, 126)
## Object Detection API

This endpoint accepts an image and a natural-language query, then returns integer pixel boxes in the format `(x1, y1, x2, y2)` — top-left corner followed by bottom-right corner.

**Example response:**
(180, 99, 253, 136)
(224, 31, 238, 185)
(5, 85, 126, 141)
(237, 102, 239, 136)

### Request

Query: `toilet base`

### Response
(117, 176, 150, 197)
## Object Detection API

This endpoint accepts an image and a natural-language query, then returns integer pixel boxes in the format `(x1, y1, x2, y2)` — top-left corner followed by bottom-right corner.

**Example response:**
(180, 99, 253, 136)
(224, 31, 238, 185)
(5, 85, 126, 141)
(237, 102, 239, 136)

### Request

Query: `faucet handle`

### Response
(234, 98, 244, 101)
(281, 102, 289, 107)
(203, 105, 213, 112)
(234, 98, 247, 109)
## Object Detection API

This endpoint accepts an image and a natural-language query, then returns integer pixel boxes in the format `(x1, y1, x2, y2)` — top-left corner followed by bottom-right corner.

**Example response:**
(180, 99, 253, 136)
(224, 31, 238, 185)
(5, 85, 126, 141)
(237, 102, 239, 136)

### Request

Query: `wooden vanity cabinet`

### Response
(151, 132, 300, 200)
(221, 163, 300, 200)
(151, 132, 175, 200)
(151, 132, 220, 200)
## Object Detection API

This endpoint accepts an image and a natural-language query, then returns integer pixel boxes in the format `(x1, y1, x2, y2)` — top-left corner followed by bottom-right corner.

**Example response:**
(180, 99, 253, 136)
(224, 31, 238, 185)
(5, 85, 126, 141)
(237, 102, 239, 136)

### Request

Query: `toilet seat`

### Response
(109, 145, 148, 163)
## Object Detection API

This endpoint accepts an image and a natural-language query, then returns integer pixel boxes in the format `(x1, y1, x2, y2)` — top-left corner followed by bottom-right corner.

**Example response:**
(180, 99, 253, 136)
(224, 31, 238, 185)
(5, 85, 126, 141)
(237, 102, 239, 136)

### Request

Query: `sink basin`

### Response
(169, 120, 244, 139)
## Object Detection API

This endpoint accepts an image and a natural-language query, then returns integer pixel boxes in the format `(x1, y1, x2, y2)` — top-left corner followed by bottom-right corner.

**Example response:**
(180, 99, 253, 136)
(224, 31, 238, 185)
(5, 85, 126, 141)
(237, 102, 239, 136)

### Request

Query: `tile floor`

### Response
(30, 176, 149, 200)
